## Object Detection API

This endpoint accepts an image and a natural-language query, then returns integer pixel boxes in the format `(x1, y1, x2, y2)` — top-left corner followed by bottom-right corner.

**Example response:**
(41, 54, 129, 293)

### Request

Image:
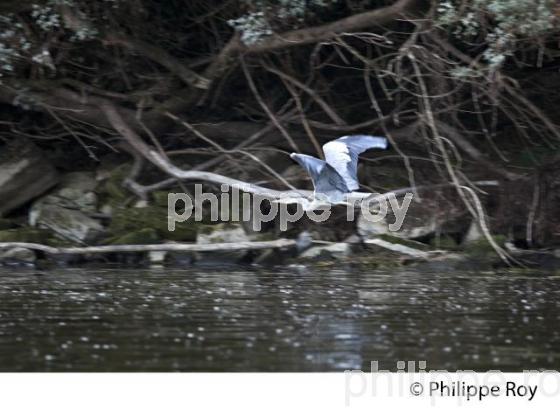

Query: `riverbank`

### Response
(2, 139, 560, 271)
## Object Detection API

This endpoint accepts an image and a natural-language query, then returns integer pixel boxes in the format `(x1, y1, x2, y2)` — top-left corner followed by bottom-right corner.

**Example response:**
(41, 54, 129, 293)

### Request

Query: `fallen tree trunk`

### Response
(0, 239, 297, 255)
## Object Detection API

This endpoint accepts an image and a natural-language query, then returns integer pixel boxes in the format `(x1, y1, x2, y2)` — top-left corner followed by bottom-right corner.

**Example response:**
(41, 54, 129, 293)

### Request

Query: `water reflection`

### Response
(0, 266, 559, 371)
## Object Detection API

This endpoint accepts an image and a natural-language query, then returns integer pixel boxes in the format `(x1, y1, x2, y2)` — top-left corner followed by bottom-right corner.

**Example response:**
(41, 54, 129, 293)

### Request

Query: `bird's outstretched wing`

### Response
(322, 135, 387, 191)
(289, 153, 325, 189)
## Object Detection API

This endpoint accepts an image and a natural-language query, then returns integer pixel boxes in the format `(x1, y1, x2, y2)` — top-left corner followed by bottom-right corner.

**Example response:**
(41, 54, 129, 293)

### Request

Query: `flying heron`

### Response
(290, 135, 388, 205)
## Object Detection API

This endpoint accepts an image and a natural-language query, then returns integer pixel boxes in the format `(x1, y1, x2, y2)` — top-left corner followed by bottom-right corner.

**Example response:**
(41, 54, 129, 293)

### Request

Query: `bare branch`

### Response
(240, 0, 421, 54)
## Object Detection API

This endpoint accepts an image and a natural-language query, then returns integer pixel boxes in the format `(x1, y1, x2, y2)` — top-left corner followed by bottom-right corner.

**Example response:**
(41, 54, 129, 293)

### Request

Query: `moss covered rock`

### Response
(109, 206, 198, 242)
(0, 227, 53, 243)
(106, 227, 160, 245)
(30, 204, 104, 244)
(151, 191, 171, 208)
(27, 170, 105, 244)
(194, 223, 251, 265)
(463, 235, 507, 258)
(197, 223, 249, 244)
(96, 163, 133, 207)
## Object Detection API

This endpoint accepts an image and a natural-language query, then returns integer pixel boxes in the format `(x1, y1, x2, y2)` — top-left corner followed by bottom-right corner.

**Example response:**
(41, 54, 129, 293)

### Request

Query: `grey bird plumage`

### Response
(290, 135, 388, 203)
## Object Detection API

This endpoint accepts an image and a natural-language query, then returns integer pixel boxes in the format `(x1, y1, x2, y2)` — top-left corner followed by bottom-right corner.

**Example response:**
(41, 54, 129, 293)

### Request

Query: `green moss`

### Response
(151, 191, 171, 208)
(349, 253, 403, 269)
(108, 206, 198, 242)
(251, 231, 276, 241)
(430, 235, 459, 250)
(0, 218, 16, 230)
(463, 235, 507, 257)
(103, 180, 130, 202)
(106, 228, 160, 245)
(96, 163, 133, 205)
(43, 236, 75, 247)
(0, 228, 53, 243)
(0, 227, 77, 247)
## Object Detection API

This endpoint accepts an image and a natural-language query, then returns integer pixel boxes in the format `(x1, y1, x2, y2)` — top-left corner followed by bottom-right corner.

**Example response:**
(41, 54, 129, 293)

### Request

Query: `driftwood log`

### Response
(0, 237, 436, 260)
(0, 239, 296, 255)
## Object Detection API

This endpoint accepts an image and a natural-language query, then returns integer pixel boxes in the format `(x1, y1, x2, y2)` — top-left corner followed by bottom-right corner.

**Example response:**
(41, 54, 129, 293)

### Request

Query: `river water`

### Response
(0, 266, 559, 371)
